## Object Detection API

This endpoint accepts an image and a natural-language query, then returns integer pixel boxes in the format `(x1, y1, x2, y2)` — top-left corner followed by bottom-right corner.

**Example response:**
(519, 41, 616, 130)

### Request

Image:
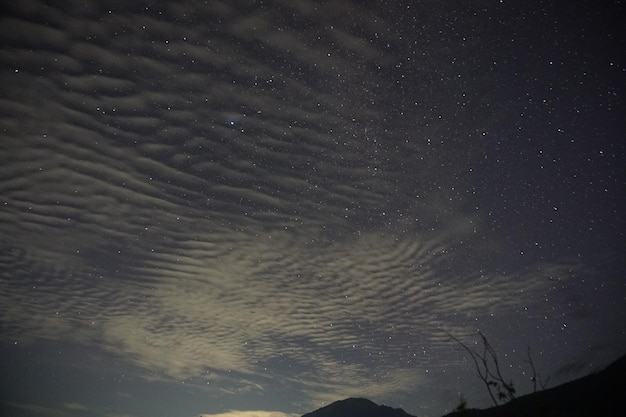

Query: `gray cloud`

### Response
(1, 1, 624, 416)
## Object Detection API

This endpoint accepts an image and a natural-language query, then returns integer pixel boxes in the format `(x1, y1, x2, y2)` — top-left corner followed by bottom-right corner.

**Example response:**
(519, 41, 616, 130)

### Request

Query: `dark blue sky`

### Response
(1, 1, 624, 417)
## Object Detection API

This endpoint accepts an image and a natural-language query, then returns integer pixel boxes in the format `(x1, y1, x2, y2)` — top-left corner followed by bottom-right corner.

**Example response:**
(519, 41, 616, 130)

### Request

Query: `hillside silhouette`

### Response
(301, 355, 625, 417)
(302, 398, 414, 417)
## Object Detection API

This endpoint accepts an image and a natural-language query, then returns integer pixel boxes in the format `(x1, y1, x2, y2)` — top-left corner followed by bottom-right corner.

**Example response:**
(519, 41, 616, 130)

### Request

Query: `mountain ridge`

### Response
(301, 397, 414, 417)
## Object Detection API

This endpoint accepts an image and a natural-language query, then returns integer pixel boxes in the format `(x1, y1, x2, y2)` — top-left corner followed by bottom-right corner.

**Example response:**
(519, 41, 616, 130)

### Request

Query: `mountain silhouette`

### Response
(301, 355, 625, 417)
(301, 398, 415, 417)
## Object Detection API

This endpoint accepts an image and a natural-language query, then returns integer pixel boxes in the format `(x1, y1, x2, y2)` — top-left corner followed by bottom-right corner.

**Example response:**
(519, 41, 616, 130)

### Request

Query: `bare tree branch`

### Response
(448, 331, 517, 406)
(523, 347, 549, 392)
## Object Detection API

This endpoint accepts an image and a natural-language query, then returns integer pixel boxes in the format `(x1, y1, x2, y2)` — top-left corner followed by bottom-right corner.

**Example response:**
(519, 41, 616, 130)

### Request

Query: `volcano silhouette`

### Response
(301, 398, 415, 417)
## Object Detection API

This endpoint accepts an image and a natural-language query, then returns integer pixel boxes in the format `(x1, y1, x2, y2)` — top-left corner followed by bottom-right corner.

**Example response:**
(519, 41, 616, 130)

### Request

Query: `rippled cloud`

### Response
(1, 0, 622, 416)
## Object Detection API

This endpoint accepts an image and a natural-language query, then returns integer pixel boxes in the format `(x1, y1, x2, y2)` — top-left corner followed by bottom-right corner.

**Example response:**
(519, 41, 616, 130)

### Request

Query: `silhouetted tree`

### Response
(454, 394, 468, 412)
(448, 331, 548, 408)
(524, 346, 549, 392)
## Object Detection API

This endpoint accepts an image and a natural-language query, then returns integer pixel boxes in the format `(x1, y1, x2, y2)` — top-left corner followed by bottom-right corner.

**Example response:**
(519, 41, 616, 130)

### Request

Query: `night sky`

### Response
(1, 1, 625, 417)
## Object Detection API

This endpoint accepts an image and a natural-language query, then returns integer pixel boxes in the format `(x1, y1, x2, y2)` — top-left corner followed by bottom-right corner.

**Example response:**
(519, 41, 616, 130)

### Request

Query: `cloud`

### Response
(64, 403, 89, 411)
(2, 0, 621, 415)
(2, 401, 89, 417)
(0, 188, 584, 405)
